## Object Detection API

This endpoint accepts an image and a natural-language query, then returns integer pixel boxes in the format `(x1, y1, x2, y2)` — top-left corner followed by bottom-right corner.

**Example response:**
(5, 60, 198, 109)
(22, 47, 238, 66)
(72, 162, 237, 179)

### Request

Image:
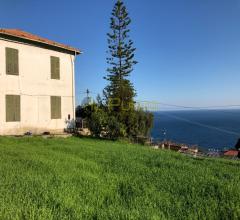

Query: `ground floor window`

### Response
(6, 95, 21, 122)
(51, 96, 61, 119)
(5, 95, 62, 121)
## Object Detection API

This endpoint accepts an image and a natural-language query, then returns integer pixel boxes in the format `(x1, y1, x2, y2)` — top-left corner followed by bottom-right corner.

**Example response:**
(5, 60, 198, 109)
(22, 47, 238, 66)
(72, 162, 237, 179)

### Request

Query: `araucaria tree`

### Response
(77, 0, 153, 141)
(104, 0, 137, 112)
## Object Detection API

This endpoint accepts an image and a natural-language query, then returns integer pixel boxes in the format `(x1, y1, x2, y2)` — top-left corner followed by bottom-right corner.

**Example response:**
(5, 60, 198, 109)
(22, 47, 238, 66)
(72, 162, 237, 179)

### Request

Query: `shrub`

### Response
(88, 109, 107, 137)
(106, 116, 126, 140)
(76, 104, 153, 141)
(126, 109, 153, 138)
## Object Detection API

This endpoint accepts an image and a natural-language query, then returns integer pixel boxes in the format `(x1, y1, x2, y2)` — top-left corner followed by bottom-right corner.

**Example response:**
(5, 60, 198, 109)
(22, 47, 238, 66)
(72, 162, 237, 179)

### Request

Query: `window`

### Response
(6, 95, 21, 122)
(6, 47, 19, 75)
(50, 56, 60, 79)
(51, 96, 61, 119)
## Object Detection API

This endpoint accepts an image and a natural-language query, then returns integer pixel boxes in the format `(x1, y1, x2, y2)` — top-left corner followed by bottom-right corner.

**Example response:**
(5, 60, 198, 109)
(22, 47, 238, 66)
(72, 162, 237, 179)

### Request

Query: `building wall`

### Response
(0, 38, 76, 135)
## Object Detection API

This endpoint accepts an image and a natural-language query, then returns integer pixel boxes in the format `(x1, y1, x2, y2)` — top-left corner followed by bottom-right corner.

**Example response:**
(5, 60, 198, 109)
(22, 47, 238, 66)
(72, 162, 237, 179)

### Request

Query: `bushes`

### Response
(126, 109, 153, 138)
(106, 116, 126, 139)
(88, 109, 107, 138)
(77, 103, 153, 141)
(87, 110, 126, 139)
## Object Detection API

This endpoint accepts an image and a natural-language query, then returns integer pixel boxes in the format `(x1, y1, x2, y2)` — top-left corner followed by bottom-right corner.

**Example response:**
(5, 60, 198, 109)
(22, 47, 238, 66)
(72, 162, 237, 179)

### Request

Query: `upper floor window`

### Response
(50, 56, 60, 79)
(6, 47, 19, 75)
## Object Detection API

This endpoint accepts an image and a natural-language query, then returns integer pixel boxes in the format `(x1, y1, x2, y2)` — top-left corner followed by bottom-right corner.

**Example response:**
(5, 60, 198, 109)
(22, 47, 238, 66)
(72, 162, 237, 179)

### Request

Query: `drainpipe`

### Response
(72, 51, 76, 121)
(72, 50, 83, 122)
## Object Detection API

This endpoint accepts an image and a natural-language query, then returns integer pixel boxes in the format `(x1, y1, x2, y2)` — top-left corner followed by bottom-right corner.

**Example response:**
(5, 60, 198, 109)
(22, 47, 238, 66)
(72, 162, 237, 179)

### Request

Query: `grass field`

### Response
(0, 137, 239, 220)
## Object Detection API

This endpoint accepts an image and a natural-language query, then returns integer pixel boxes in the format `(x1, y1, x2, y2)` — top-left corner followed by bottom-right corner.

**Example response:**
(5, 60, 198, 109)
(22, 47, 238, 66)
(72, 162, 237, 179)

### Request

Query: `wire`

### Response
(136, 100, 240, 110)
(135, 100, 240, 117)
(79, 90, 97, 95)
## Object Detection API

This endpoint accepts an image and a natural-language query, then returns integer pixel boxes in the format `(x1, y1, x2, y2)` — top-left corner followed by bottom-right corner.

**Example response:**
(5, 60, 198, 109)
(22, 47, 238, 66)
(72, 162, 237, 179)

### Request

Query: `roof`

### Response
(0, 29, 81, 55)
(224, 150, 239, 156)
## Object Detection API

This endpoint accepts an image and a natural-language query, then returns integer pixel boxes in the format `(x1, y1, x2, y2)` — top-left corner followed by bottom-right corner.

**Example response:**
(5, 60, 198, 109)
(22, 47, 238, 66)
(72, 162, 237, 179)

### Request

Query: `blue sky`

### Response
(1, 0, 240, 108)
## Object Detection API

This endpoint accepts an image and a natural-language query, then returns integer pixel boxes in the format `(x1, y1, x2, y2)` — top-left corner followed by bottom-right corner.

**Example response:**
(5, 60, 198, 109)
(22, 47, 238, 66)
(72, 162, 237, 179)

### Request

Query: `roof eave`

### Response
(0, 32, 82, 55)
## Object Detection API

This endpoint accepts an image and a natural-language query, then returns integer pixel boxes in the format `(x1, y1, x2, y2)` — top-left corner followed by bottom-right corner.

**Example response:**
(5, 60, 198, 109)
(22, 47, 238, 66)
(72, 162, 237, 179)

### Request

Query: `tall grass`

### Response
(0, 137, 239, 219)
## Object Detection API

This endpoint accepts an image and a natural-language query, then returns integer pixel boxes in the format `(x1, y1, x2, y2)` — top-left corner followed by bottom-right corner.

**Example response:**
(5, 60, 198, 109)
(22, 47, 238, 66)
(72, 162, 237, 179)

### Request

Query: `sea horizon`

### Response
(151, 109, 240, 150)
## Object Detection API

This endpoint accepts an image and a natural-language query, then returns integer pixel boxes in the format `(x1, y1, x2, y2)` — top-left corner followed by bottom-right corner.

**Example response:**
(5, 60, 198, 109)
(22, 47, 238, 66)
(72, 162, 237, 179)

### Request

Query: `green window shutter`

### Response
(51, 96, 56, 119)
(55, 57, 60, 78)
(51, 56, 60, 79)
(51, 96, 61, 119)
(56, 96, 61, 118)
(13, 49, 19, 74)
(6, 95, 13, 122)
(6, 95, 21, 122)
(6, 48, 19, 75)
(15, 96, 21, 121)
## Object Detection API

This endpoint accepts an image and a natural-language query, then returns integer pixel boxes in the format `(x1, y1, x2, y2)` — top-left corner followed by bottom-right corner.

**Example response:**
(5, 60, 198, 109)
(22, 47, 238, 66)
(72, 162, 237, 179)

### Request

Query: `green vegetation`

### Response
(0, 137, 239, 219)
(76, 104, 153, 140)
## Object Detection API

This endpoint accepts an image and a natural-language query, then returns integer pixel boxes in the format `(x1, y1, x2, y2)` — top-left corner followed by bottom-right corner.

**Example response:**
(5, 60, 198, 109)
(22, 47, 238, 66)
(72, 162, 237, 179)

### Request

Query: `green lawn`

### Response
(0, 137, 239, 220)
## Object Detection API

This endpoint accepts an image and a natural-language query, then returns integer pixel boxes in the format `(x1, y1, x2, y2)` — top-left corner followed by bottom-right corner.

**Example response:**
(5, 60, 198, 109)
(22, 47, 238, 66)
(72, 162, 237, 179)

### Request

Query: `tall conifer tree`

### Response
(104, 0, 137, 113)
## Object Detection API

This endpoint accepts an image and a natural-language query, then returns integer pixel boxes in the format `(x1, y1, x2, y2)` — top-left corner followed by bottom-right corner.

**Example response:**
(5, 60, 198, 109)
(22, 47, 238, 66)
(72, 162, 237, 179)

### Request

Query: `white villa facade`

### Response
(0, 29, 81, 135)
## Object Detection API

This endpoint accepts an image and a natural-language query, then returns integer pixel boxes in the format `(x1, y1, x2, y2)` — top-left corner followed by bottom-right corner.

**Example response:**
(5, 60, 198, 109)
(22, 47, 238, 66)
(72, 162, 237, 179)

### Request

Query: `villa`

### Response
(0, 29, 81, 135)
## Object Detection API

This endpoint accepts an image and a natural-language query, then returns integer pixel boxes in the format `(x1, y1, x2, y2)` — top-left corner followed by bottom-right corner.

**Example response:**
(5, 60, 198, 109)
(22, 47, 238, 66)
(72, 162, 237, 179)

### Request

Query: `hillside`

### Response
(0, 137, 239, 219)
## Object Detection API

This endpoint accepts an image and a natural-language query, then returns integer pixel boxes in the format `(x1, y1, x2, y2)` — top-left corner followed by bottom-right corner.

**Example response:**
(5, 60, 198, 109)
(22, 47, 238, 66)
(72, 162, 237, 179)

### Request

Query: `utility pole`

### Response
(86, 89, 90, 98)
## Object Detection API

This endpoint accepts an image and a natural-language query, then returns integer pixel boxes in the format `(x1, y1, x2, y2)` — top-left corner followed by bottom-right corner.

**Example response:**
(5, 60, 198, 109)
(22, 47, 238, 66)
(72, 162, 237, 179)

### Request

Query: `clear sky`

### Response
(1, 0, 240, 108)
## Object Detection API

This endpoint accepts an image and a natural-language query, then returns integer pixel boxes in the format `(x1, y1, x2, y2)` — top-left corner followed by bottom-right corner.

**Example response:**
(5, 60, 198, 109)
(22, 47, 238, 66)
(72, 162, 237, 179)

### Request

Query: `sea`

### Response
(151, 109, 240, 150)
